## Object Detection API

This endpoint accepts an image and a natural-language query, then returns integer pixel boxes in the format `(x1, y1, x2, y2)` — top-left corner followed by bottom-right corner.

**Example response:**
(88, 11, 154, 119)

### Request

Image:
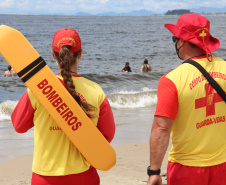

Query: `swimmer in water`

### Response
(3, 65, 16, 77)
(141, 59, 152, 72)
(120, 62, 132, 72)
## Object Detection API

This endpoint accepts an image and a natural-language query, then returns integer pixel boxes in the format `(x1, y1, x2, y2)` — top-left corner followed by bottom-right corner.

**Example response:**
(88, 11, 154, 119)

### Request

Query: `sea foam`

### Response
(0, 101, 18, 121)
(107, 87, 157, 109)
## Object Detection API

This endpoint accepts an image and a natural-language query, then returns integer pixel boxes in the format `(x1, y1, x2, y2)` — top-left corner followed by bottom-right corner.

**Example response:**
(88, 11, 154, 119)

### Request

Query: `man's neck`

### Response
(183, 50, 206, 60)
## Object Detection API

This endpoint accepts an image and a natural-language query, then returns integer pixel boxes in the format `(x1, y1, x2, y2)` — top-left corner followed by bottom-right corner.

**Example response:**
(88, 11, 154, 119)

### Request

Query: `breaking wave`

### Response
(107, 87, 157, 109)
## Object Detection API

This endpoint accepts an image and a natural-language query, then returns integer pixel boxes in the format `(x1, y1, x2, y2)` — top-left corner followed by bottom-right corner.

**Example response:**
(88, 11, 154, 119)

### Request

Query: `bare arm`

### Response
(149, 65, 152, 71)
(141, 66, 144, 72)
(147, 116, 173, 185)
(3, 71, 8, 77)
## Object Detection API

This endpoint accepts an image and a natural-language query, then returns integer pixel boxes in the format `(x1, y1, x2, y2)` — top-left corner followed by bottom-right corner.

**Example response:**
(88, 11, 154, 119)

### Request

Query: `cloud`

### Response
(95, 0, 110, 3)
(0, 0, 14, 8)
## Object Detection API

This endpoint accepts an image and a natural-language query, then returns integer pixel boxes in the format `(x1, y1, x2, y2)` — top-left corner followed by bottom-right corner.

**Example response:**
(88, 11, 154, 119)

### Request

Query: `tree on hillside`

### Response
(165, 9, 191, 15)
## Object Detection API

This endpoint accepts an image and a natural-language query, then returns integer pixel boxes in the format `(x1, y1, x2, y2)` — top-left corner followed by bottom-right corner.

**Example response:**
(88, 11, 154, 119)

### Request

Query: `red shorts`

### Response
(167, 161, 226, 185)
(31, 167, 100, 185)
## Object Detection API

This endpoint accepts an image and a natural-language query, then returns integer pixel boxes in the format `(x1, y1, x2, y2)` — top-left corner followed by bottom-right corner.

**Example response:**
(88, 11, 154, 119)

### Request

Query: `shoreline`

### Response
(0, 142, 170, 185)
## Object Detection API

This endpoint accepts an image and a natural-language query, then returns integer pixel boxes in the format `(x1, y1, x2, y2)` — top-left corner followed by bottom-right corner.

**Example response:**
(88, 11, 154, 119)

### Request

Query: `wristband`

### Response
(147, 166, 161, 176)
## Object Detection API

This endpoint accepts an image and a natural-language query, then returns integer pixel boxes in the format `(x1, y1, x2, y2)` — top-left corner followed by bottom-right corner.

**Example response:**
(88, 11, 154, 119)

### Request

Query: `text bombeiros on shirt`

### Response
(37, 79, 82, 131)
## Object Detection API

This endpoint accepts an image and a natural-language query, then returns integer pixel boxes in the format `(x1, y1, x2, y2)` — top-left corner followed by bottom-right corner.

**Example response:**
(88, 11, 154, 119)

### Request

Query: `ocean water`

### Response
(0, 14, 226, 162)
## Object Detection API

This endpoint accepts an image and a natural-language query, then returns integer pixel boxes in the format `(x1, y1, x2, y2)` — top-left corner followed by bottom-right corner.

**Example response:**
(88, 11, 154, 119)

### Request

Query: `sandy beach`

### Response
(0, 142, 170, 185)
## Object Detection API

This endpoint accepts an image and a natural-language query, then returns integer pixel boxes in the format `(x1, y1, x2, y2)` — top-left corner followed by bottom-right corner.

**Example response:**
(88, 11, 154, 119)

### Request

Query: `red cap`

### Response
(164, 13, 220, 61)
(52, 28, 81, 53)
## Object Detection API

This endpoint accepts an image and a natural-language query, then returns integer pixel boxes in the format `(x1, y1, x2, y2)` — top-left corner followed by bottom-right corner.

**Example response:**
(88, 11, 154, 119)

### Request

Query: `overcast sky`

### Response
(0, 0, 226, 14)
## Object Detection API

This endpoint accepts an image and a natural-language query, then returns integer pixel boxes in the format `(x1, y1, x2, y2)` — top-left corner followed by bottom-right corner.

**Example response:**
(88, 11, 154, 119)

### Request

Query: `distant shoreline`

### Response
(0, 13, 226, 16)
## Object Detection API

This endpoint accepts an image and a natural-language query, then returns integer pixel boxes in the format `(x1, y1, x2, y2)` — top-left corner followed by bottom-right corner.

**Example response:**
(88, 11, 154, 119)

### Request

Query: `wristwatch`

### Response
(147, 166, 161, 176)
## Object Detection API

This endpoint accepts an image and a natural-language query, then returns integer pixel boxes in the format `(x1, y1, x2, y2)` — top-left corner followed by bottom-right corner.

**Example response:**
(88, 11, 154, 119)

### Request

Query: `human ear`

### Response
(78, 49, 83, 60)
(51, 50, 57, 60)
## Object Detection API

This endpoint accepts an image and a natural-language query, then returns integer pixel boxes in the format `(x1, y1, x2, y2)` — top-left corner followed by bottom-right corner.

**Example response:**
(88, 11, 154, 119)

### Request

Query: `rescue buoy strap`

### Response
(183, 59, 226, 102)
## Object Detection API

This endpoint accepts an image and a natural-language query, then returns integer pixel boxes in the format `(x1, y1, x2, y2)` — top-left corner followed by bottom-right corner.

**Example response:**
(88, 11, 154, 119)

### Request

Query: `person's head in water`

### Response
(52, 28, 96, 118)
(144, 59, 148, 64)
(125, 62, 132, 72)
(3, 65, 16, 77)
(141, 59, 152, 72)
(8, 65, 12, 71)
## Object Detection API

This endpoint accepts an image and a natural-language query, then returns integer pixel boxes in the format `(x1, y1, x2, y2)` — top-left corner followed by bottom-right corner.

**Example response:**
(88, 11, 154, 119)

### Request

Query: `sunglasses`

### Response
(172, 36, 179, 43)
